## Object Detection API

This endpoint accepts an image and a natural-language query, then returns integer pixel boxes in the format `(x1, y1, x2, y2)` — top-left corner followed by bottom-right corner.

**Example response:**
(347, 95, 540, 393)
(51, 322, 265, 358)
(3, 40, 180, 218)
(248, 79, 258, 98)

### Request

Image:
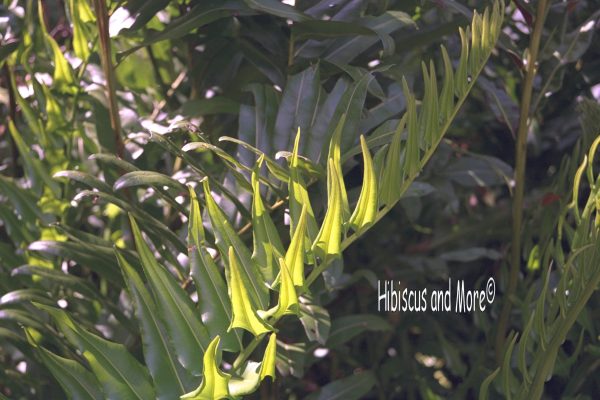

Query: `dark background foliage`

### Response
(0, 0, 599, 399)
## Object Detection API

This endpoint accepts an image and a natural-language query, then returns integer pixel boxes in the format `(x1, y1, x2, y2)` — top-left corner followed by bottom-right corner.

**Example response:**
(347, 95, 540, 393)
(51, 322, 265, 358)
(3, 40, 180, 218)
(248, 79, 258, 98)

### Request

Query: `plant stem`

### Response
(495, 0, 549, 362)
(232, 334, 265, 372)
(92, 0, 123, 157)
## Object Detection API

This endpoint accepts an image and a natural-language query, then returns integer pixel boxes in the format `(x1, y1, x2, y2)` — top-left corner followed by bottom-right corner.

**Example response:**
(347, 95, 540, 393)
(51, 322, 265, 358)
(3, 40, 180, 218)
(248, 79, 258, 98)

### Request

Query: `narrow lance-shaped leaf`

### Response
(348, 135, 378, 232)
(188, 186, 243, 351)
(402, 77, 420, 177)
(38, 0, 75, 92)
(289, 129, 319, 243)
(116, 251, 193, 399)
(68, 0, 92, 60)
(379, 115, 406, 206)
(8, 120, 60, 197)
(227, 246, 273, 336)
(260, 333, 277, 381)
(203, 178, 269, 310)
(8, 71, 45, 140)
(129, 216, 210, 375)
(273, 258, 299, 320)
(455, 26, 470, 98)
(440, 46, 455, 122)
(181, 336, 230, 400)
(35, 304, 155, 400)
(251, 156, 285, 284)
(312, 158, 343, 260)
(25, 328, 104, 400)
(285, 204, 308, 288)
(41, 83, 66, 133)
(327, 114, 350, 220)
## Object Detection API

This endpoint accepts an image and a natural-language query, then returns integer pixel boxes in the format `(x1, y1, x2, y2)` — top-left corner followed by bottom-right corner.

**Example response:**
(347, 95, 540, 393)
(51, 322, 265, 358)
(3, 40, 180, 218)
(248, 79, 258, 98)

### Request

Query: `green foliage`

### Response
(1, 0, 599, 399)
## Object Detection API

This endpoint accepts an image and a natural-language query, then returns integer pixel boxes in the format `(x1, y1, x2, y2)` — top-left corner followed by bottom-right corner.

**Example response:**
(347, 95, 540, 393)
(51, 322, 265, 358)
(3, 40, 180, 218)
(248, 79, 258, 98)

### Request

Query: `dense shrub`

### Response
(0, 0, 599, 399)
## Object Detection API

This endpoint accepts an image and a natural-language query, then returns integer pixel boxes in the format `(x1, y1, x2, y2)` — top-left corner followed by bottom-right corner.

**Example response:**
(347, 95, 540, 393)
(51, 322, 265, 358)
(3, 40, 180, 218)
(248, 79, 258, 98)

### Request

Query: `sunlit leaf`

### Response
(228, 333, 277, 396)
(273, 258, 299, 319)
(203, 179, 269, 309)
(38, 0, 75, 92)
(181, 336, 230, 400)
(188, 186, 242, 351)
(285, 204, 308, 288)
(348, 135, 378, 232)
(312, 158, 343, 260)
(251, 157, 285, 283)
(227, 247, 273, 336)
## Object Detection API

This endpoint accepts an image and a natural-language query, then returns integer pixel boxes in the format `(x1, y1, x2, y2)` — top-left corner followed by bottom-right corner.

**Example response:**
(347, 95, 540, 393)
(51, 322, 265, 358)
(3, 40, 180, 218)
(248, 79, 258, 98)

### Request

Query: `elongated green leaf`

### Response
(38, 0, 75, 92)
(89, 153, 139, 173)
(274, 65, 320, 154)
(117, 251, 193, 399)
(298, 296, 330, 345)
(68, 0, 92, 60)
(28, 240, 122, 285)
(292, 20, 375, 41)
(202, 179, 269, 309)
(289, 130, 319, 243)
(324, 12, 415, 64)
(119, 1, 252, 60)
(54, 170, 113, 193)
(113, 171, 187, 192)
(327, 114, 350, 220)
(251, 158, 285, 283)
(8, 70, 45, 140)
(479, 368, 500, 400)
(188, 187, 242, 351)
(260, 333, 277, 381)
(378, 111, 404, 206)
(0, 289, 53, 308)
(181, 336, 230, 400)
(243, 0, 308, 21)
(129, 216, 210, 375)
(285, 204, 307, 288)
(183, 142, 253, 193)
(227, 247, 273, 336)
(126, 0, 170, 31)
(326, 315, 391, 348)
(402, 77, 419, 177)
(11, 265, 99, 300)
(219, 136, 289, 182)
(25, 328, 103, 400)
(36, 304, 155, 400)
(8, 120, 60, 197)
(312, 158, 343, 260)
(306, 370, 376, 400)
(273, 258, 299, 320)
(348, 135, 378, 232)
(0, 176, 46, 225)
(73, 190, 186, 253)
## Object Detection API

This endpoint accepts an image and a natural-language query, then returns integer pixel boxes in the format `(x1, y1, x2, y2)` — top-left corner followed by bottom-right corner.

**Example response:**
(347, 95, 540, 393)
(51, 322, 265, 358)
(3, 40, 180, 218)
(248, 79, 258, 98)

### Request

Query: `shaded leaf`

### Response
(117, 251, 193, 399)
(36, 304, 155, 400)
(130, 216, 210, 375)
